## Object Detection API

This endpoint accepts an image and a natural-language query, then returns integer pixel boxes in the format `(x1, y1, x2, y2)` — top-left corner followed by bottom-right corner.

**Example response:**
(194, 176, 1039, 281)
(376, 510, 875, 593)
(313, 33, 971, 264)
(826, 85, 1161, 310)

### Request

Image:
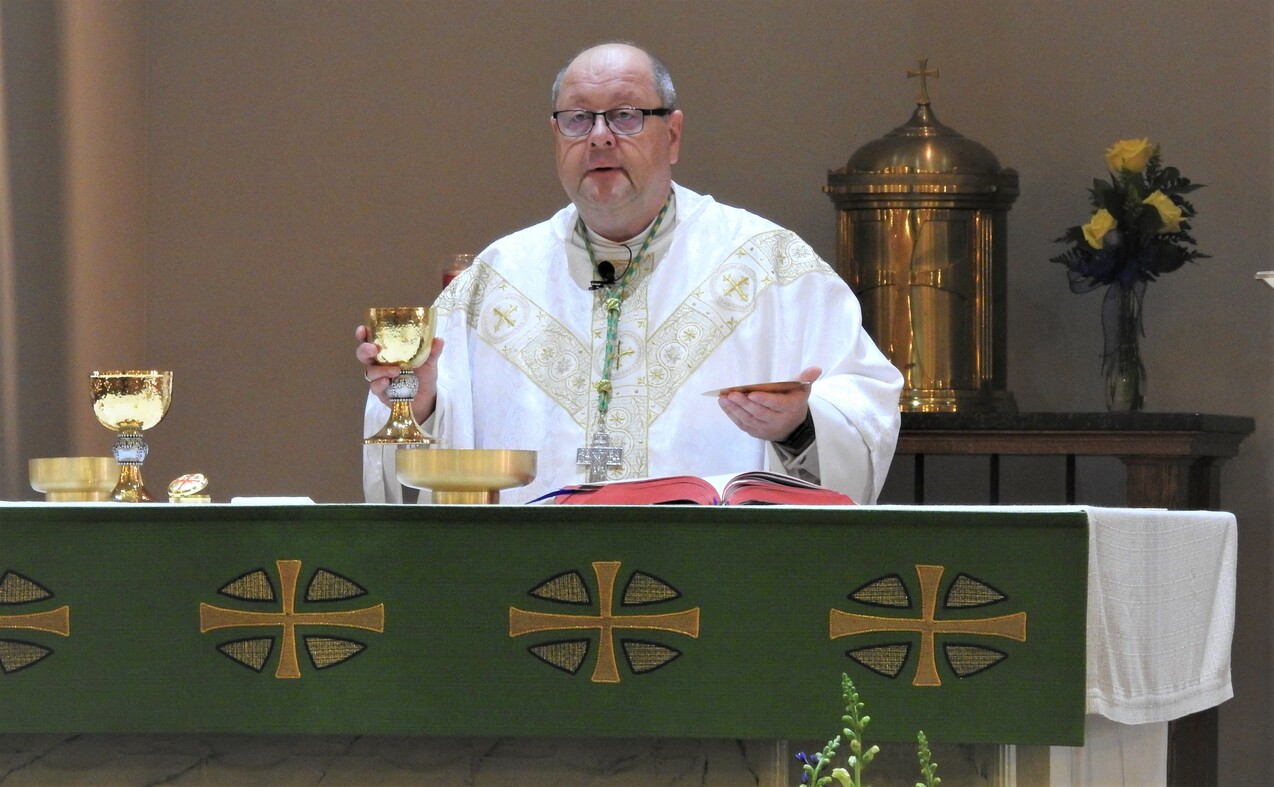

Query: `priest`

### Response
(360, 41, 902, 505)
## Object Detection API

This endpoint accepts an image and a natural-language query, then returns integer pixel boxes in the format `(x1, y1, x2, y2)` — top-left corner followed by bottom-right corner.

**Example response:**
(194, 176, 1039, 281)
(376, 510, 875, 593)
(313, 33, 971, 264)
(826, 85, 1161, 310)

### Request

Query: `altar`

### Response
(0, 502, 1235, 785)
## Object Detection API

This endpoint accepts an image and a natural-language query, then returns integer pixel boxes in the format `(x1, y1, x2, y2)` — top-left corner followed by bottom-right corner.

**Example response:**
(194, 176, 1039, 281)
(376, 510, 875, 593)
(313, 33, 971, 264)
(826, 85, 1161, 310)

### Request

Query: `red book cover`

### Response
(551, 471, 854, 506)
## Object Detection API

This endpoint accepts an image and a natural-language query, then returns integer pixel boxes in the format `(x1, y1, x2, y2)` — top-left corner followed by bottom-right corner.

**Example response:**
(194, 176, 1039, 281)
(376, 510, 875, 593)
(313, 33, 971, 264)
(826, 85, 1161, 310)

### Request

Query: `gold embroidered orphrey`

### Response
(829, 564, 1026, 687)
(435, 229, 830, 480)
(509, 561, 701, 683)
(199, 559, 385, 679)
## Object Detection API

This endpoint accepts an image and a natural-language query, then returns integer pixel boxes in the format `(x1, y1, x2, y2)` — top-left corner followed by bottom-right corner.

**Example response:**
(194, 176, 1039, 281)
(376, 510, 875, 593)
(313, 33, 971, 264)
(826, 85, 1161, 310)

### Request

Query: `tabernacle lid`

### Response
(842, 102, 1004, 174)
(826, 60, 1017, 207)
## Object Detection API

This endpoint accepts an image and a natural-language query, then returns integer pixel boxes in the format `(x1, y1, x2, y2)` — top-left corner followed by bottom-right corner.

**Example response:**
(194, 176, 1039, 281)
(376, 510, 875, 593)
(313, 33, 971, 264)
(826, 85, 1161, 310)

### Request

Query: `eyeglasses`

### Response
(551, 107, 672, 137)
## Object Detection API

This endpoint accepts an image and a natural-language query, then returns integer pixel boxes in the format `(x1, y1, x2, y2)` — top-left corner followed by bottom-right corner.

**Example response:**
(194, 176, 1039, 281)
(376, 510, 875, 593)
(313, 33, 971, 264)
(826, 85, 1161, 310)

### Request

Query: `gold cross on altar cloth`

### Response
(509, 561, 700, 683)
(907, 58, 939, 104)
(829, 564, 1026, 687)
(577, 431, 623, 483)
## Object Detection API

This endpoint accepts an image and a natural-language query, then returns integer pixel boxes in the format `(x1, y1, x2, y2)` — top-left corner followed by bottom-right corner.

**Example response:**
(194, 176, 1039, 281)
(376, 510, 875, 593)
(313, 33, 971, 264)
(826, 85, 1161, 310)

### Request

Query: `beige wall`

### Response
(3, 0, 1271, 782)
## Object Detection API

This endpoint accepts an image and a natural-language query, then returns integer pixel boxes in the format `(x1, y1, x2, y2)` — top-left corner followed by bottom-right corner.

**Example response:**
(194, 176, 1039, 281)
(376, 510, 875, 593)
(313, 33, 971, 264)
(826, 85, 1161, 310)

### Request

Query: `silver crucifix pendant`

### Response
(576, 431, 623, 483)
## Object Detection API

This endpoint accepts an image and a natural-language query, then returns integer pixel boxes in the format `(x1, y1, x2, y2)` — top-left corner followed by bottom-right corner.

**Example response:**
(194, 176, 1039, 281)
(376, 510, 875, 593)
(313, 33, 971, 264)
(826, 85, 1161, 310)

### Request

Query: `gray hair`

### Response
(551, 42, 678, 110)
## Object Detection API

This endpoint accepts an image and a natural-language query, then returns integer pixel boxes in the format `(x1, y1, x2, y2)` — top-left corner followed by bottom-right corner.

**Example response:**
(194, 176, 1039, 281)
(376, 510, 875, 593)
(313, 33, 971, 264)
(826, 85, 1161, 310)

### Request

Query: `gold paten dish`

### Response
(703, 380, 811, 397)
(396, 448, 537, 504)
(29, 457, 120, 502)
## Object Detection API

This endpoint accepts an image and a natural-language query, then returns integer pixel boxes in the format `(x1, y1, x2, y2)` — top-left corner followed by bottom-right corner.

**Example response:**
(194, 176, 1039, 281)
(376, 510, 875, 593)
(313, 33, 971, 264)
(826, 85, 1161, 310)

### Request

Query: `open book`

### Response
(550, 470, 855, 506)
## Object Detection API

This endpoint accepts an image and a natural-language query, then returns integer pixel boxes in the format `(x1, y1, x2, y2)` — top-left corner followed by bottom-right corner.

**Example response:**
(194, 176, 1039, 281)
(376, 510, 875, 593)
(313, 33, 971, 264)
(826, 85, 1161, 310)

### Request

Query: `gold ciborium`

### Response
(29, 457, 120, 502)
(364, 306, 437, 445)
(89, 370, 173, 502)
(396, 448, 536, 504)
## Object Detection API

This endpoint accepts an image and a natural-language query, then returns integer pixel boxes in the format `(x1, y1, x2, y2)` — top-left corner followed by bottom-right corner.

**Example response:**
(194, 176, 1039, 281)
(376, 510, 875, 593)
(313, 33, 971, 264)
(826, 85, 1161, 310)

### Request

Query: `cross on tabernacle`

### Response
(577, 431, 623, 483)
(907, 58, 939, 104)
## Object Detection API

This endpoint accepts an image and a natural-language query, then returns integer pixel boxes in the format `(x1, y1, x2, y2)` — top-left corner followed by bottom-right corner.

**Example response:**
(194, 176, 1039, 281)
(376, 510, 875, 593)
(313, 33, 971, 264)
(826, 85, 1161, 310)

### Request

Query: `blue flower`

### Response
(795, 751, 819, 784)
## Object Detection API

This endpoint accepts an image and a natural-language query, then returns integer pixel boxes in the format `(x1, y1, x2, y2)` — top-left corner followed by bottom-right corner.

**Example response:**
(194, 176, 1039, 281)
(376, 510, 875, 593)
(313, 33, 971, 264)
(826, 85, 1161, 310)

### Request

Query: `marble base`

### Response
(0, 735, 996, 785)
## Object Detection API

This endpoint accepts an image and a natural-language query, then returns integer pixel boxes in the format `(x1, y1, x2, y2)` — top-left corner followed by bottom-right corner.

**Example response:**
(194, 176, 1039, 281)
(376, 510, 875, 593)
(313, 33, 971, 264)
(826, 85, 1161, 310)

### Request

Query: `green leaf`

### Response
(1097, 187, 1122, 214)
(1135, 208, 1164, 236)
(1088, 179, 1114, 210)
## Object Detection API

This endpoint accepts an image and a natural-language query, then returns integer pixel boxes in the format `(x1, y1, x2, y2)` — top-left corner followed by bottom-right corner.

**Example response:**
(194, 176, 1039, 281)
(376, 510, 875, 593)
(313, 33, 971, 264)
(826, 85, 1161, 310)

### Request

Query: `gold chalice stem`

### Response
(366, 369, 436, 445)
(110, 426, 154, 503)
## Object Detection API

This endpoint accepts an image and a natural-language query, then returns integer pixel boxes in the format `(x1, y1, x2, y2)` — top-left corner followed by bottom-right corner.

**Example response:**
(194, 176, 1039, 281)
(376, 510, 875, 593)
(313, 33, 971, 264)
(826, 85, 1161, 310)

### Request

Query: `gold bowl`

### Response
(29, 457, 120, 502)
(396, 448, 537, 504)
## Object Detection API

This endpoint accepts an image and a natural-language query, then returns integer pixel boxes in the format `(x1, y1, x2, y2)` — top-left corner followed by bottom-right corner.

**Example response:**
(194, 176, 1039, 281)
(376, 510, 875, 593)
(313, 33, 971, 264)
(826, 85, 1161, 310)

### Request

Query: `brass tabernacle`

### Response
(364, 306, 438, 445)
(29, 456, 119, 502)
(89, 370, 173, 502)
(396, 448, 537, 504)
(825, 60, 1018, 412)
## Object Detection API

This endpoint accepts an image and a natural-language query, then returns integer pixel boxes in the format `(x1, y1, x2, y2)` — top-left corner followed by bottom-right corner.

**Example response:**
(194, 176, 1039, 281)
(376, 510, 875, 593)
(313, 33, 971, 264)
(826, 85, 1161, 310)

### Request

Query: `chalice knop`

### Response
(89, 370, 173, 502)
(364, 306, 437, 445)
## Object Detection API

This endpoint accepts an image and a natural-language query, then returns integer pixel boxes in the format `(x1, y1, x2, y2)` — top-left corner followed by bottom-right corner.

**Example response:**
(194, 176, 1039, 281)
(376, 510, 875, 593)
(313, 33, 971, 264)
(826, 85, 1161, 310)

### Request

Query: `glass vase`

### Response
(1104, 286, 1145, 412)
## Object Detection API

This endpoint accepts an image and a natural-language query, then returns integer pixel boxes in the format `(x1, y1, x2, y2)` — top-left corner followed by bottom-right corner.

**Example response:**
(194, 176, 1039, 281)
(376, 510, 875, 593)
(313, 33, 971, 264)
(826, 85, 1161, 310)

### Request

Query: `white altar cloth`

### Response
(1080, 506, 1236, 724)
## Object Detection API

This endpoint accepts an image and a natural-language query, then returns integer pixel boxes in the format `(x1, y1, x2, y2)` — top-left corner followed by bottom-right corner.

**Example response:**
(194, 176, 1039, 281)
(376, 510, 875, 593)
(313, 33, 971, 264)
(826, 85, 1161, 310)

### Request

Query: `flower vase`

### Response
(1104, 286, 1145, 412)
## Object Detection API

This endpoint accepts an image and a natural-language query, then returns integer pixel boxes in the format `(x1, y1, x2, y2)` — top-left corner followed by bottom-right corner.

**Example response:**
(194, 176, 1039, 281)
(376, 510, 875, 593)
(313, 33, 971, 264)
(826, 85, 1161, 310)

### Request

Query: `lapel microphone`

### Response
(589, 260, 617, 290)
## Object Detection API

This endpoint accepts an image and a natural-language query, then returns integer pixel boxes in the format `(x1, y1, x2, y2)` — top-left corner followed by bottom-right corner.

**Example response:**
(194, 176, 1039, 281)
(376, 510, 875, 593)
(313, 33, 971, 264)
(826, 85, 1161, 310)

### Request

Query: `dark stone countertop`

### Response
(900, 411, 1255, 435)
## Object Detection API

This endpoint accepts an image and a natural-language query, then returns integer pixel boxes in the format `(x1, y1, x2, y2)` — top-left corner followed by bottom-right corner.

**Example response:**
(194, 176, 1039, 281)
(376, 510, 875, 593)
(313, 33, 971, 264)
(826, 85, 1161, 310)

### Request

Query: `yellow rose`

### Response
(1142, 190, 1183, 233)
(1082, 208, 1118, 248)
(1104, 138, 1152, 174)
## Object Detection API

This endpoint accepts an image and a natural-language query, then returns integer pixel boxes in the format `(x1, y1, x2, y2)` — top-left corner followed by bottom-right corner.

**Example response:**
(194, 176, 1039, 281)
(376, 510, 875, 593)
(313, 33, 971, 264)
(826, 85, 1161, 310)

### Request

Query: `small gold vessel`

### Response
(29, 457, 120, 502)
(396, 448, 536, 504)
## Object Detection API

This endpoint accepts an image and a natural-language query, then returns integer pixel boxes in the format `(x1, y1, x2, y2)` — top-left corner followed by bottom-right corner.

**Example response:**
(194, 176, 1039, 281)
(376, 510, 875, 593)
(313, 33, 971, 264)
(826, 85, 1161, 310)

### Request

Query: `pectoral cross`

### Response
(576, 431, 623, 483)
(907, 58, 939, 104)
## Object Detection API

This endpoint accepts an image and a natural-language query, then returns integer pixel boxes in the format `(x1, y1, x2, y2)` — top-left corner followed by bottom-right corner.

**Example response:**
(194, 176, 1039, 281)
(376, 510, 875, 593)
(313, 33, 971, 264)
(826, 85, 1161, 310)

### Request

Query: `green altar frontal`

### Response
(0, 504, 1086, 745)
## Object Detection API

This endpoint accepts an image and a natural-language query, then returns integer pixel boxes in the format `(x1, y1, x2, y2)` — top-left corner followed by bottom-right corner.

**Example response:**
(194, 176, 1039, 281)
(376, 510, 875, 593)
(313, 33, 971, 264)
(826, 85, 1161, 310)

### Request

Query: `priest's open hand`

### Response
(717, 366, 821, 443)
(356, 325, 444, 424)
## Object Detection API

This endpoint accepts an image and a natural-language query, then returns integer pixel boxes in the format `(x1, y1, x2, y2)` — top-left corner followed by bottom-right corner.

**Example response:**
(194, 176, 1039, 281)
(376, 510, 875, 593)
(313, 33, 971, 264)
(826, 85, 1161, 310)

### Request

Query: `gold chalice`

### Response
(364, 306, 437, 445)
(29, 457, 119, 502)
(396, 448, 536, 504)
(89, 370, 173, 502)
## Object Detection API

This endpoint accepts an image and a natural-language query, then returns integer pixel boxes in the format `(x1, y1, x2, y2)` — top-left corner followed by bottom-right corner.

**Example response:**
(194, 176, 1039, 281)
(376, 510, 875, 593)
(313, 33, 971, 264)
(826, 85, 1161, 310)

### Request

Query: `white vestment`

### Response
(365, 184, 902, 505)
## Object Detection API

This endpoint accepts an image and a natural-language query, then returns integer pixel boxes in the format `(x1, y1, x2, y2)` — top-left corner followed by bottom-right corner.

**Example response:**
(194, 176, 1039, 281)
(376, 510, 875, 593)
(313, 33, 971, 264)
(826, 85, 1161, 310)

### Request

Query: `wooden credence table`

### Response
(897, 411, 1253, 509)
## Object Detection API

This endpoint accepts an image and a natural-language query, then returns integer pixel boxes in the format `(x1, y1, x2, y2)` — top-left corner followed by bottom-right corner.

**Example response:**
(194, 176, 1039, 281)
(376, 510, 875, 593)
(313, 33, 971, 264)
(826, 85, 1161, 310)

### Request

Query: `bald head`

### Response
(552, 43, 677, 110)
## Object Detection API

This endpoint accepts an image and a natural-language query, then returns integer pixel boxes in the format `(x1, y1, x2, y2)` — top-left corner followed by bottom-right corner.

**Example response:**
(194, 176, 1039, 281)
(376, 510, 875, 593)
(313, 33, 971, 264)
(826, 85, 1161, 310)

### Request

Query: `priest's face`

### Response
(553, 44, 682, 242)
